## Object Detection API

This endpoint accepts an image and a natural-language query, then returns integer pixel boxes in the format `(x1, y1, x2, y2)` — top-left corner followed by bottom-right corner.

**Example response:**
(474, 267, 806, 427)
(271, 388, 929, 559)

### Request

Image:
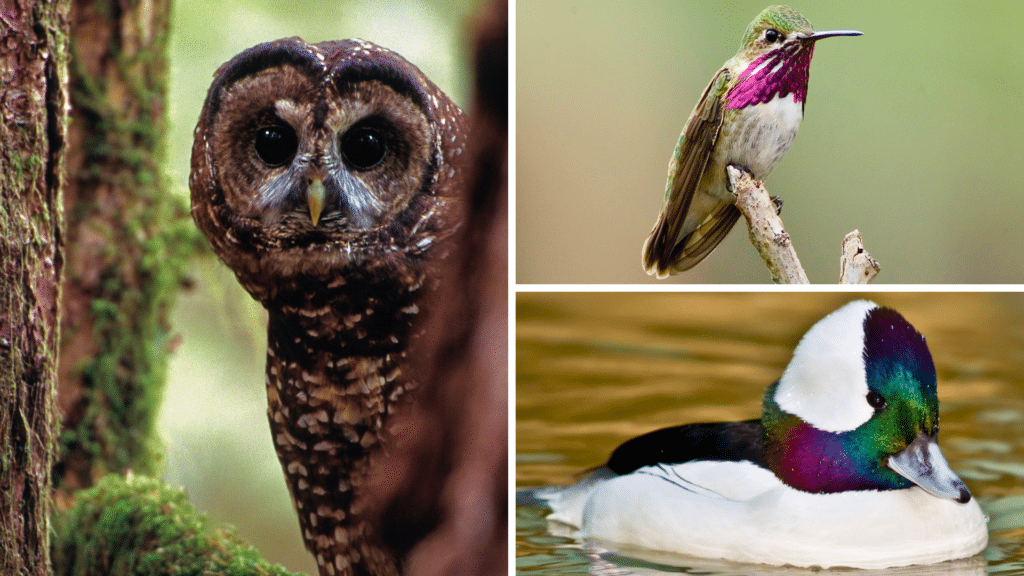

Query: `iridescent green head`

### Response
(761, 301, 971, 503)
(725, 6, 862, 110)
(740, 5, 814, 53)
(734, 6, 861, 62)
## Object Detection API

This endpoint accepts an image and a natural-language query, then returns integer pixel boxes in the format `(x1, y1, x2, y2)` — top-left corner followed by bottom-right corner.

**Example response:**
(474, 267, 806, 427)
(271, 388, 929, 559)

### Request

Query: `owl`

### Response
(189, 37, 468, 576)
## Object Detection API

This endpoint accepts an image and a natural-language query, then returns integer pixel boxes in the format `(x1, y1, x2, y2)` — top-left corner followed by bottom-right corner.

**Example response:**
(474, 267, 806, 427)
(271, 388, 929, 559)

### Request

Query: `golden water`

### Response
(516, 292, 1024, 575)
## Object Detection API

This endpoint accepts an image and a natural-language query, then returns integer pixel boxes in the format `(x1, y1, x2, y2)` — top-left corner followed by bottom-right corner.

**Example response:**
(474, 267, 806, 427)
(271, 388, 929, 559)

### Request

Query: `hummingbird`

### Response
(642, 6, 861, 278)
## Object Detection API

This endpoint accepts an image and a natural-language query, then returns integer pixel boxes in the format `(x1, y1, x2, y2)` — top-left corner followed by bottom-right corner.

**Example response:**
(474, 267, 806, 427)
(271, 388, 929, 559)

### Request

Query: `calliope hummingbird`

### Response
(642, 5, 861, 278)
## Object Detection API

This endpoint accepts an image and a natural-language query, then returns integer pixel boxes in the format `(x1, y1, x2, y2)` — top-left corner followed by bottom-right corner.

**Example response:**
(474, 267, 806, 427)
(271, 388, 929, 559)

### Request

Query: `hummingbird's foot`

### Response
(725, 164, 755, 194)
(771, 195, 784, 215)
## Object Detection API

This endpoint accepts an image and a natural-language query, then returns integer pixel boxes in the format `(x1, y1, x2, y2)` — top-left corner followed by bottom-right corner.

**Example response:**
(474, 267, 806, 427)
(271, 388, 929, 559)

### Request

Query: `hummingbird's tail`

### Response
(643, 203, 741, 277)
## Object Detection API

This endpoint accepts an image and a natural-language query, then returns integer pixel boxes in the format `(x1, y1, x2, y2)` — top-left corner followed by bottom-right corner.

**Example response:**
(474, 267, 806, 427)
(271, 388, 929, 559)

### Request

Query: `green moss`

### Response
(56, 0, 207, 489)
(53, 474, 306, 576)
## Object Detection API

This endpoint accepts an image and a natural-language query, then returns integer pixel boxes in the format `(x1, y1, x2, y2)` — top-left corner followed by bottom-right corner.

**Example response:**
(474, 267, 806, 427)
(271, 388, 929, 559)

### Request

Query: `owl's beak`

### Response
(307, 179, 326, 226)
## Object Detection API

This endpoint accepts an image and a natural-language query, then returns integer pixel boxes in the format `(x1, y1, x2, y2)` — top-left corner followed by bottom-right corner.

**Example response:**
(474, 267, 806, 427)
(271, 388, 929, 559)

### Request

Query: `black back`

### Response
(606, 418, 767, 474)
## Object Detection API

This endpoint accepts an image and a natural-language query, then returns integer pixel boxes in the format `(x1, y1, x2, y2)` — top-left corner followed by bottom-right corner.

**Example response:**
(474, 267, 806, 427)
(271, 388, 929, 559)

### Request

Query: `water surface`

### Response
(516, 293, 1024, 575)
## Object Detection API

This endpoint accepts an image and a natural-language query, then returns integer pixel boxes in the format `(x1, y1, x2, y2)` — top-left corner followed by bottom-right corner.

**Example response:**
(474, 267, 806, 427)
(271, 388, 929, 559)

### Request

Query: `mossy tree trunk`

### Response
(3, 0, 199, 572)
(55, 0, 197, 501)
(0, 1, 71, 575)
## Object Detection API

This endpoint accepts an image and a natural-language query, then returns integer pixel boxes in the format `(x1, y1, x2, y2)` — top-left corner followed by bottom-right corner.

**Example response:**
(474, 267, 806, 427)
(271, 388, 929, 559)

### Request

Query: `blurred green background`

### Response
(157, 1, 480, 574)
(517, 1, 1024, 284)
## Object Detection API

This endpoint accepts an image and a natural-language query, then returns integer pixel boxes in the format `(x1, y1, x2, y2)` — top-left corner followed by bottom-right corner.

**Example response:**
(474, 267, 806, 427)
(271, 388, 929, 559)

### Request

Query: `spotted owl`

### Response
(189, 37, 468, 576)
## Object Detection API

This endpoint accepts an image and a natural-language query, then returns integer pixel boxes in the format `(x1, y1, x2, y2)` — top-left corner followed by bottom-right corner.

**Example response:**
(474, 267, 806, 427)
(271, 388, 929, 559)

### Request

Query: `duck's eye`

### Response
(866, 391, 887, 411)
(765, 29, 781, 43)
(254, 124, 298, 167)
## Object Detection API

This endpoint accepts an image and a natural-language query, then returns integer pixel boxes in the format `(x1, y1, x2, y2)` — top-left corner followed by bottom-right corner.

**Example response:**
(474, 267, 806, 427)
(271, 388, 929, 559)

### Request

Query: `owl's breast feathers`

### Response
(263, 277, 422, 576)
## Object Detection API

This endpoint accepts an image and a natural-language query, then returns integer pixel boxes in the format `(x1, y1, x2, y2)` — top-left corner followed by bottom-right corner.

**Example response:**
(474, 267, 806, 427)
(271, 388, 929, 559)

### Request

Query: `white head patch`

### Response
(774, 300, 878, 432)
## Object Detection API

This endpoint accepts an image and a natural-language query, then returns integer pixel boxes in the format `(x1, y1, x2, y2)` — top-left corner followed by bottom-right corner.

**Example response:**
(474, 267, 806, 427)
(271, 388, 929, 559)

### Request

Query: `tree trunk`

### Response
(0, 1, 71, 575)
(54, 0, 197, 500)
(370, 1, 509, 574)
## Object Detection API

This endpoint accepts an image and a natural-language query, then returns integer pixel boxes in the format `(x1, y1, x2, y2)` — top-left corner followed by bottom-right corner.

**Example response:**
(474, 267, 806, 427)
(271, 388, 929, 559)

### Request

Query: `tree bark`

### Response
(54, 0, 197, 500)
(0, 1, 71, 575)
(370, 1, 509, 574)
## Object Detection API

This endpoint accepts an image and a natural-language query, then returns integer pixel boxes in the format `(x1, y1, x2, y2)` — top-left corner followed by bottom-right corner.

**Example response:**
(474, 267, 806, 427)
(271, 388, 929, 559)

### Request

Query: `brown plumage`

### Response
(189, 37, 468, 576)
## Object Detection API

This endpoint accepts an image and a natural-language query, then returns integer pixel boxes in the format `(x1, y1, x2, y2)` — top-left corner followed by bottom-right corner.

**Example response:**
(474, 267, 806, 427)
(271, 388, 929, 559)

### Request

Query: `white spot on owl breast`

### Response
(296, 412, 318, 429)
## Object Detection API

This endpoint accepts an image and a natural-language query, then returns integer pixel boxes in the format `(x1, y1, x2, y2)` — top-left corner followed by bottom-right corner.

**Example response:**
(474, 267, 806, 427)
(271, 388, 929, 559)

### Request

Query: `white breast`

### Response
(715, 93, 803, 181)
(541, 460, 988, 569)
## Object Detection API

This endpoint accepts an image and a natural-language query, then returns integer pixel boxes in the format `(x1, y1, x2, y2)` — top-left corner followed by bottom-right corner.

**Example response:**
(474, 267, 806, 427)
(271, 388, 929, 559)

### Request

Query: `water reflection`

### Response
(516, 293, 1024, 575)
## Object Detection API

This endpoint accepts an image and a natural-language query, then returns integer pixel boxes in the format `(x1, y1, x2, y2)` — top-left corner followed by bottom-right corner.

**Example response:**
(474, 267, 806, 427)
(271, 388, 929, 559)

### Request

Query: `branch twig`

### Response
(839, 229, 881, 284)
(728, 166, 880, 284)
(728, 166, 809, 284)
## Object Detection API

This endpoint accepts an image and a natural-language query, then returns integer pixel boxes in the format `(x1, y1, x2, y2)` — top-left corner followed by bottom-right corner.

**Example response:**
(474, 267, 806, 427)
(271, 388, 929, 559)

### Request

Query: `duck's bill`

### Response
(887, 432, 972, 504)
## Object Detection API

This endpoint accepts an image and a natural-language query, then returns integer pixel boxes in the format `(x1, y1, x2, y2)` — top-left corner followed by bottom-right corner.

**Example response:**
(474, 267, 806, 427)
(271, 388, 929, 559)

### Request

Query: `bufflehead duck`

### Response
(536, 300, 988, 569)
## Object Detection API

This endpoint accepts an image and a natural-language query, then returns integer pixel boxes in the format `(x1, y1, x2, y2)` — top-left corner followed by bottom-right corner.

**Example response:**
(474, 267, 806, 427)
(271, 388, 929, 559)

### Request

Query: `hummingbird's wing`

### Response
(643, 69, 736, 278)
(667, 202, 741, 272)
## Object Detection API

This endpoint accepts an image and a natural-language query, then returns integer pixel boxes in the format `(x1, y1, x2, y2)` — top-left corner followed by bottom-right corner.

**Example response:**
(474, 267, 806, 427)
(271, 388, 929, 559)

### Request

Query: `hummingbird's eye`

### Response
(765, 29, 781, 43)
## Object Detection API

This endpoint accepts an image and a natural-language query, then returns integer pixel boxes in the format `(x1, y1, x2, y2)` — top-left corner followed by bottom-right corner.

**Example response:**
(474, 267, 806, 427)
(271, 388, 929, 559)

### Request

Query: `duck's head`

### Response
(762, 300, 971, 503)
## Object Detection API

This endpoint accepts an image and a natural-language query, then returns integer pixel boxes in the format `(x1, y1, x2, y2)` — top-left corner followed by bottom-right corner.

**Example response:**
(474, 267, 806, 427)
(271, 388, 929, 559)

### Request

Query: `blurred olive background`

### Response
(157, 1, 479, 574)
(517, 1, 1024, 284)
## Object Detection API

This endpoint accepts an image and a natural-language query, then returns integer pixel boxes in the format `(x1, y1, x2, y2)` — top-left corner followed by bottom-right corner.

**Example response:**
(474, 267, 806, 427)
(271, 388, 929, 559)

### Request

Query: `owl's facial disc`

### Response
(323, 169, 384, 229)
(303, 173, 382, 229)
(244, 97, 384, 230)
(196, 46, 457, 254)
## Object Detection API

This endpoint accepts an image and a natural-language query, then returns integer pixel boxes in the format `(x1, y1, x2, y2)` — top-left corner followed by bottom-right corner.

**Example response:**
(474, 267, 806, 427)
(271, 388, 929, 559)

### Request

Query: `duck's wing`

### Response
(606, 418, 765, 474)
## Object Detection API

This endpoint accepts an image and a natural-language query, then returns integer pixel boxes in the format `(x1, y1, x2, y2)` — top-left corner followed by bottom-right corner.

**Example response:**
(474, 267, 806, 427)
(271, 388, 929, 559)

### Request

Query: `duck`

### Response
(534, 300, 988, 569)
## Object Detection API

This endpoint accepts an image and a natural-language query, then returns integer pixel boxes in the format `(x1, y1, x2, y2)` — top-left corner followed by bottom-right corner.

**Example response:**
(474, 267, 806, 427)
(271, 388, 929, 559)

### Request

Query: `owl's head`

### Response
(190, 38, 468, 302)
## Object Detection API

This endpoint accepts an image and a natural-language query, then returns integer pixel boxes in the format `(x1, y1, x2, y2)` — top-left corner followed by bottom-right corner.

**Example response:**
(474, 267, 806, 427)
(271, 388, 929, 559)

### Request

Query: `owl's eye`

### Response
(341, 127, 387, 171)
(254, 125, 298, 167)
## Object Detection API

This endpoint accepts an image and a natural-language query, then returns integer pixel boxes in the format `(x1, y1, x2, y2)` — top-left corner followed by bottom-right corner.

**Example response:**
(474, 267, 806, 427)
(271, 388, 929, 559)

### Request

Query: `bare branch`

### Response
(728, 165, 809, 284)
(728, 167, 882, 284)
(839, 230, 880, 284)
